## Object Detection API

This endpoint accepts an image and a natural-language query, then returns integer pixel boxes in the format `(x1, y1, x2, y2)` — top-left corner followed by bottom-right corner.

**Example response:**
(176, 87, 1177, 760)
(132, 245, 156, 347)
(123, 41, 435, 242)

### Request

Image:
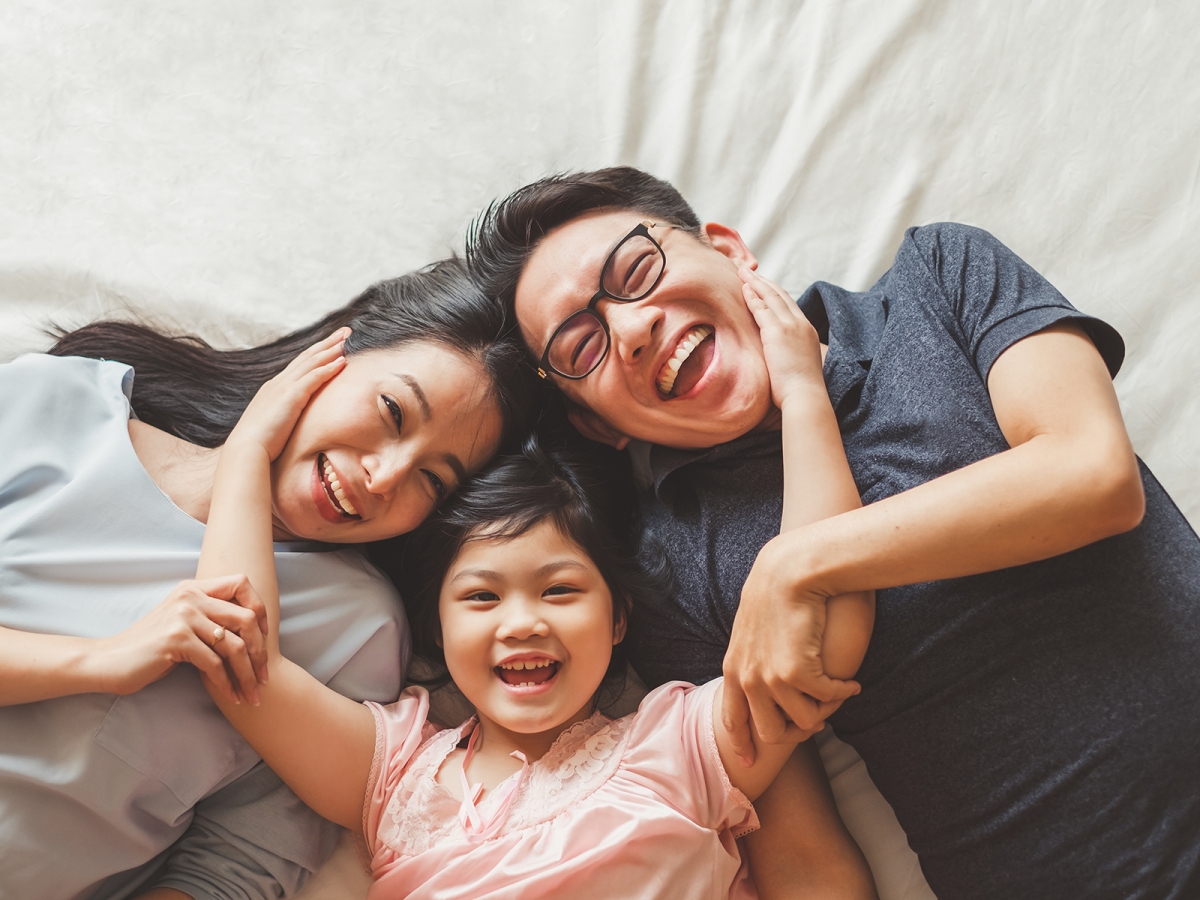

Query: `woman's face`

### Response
(269, 342, 502, 542)
(438, 519, 625, 738)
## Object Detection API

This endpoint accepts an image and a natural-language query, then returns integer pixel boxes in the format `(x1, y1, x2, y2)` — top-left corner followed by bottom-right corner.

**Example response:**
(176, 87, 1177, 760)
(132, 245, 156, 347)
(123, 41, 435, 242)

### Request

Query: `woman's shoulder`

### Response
(2, 353, 133, 418)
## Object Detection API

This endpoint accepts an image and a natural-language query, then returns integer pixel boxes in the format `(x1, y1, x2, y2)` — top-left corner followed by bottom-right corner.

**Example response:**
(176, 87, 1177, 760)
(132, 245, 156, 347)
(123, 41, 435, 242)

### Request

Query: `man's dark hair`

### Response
(466, 166, 701, 320)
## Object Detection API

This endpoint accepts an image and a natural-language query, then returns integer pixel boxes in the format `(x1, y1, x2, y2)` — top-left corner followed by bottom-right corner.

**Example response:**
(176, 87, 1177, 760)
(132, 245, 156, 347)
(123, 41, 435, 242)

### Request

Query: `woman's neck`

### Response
(128, 420, 220, 524)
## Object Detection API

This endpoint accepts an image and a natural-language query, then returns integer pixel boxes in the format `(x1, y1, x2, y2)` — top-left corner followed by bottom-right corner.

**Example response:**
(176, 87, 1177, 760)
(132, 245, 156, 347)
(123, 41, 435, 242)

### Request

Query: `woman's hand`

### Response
(227, 328, 350, 461)
(92, 575, 270, 705)
(740, 268, 825, 411)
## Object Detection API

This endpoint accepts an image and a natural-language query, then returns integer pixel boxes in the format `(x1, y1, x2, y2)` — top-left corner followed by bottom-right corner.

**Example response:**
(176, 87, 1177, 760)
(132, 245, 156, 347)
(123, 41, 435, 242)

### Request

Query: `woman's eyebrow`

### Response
(394, 373, 432, 420)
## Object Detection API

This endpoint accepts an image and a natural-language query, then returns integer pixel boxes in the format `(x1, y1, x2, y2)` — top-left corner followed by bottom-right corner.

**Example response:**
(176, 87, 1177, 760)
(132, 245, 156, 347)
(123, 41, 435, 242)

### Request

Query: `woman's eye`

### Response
(424, 470, 446, 499)
(382, 395, 403, 432)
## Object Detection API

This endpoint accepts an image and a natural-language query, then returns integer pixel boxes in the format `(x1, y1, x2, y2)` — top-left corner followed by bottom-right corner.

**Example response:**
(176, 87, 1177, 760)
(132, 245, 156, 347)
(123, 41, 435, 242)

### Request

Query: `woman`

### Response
(0, 259, 534, 900)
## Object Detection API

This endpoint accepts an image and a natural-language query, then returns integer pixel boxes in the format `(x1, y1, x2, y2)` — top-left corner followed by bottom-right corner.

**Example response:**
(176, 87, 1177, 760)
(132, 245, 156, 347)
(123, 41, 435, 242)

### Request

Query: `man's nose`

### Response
(602, 299, 662, 365)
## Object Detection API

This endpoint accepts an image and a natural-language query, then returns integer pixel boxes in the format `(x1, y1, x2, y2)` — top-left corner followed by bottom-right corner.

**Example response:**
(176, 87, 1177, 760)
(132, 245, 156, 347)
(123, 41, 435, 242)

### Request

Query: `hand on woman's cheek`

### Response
(267, 343, 501, 544)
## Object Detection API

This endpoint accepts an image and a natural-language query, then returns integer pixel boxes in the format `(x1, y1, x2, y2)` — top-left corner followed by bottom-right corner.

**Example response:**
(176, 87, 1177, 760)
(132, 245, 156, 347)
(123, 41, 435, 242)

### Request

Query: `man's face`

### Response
(514, 209, 773, 449)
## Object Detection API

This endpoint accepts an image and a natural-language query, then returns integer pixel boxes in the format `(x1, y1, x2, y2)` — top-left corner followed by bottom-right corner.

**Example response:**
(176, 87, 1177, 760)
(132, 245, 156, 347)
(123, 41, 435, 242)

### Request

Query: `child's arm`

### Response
(721, 269, 873, 751)
(195, 330, 377, 833)
(742, 744, 879, 900)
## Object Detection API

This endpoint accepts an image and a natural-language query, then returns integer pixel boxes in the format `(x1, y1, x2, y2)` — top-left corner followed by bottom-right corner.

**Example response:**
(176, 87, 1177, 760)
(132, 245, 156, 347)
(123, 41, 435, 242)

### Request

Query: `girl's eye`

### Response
(424, 470, 446, 499)
(543, 584, 578, 598)
(465, 591, 500, 603)
(382, 395, 403, 432)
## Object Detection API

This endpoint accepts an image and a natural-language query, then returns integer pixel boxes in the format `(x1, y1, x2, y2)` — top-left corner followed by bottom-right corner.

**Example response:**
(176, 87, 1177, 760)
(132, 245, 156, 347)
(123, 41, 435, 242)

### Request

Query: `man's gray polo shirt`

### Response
(630, 223, 1200, 900)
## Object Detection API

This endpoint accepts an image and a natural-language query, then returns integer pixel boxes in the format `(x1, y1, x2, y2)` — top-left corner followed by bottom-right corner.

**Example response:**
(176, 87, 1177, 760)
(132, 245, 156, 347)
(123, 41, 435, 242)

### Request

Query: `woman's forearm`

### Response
(196, 442, 281, 648)
(0, 625, 107, 705)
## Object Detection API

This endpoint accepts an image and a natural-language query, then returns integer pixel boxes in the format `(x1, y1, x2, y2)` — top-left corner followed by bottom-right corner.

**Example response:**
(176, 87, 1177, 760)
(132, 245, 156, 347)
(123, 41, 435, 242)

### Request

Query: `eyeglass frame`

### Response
(535, 220, 667, 380)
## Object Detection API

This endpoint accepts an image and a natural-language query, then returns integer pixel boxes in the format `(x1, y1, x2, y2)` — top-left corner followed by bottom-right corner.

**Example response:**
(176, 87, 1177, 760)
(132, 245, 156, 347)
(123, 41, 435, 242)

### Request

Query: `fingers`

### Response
(191, 575, 270, 684)
(208, 625, 261, 705)
(720, 678, 758, 766)
(181, 633, 241, 705)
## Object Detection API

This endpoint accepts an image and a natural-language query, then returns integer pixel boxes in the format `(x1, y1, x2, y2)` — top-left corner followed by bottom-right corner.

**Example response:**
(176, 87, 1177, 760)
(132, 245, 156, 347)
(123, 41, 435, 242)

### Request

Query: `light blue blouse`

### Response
(0, 354, 409, 900)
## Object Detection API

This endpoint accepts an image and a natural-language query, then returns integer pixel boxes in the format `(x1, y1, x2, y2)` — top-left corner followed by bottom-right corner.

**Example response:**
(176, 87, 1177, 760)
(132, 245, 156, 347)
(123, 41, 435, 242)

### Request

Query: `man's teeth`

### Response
(656, 325, 713, 395)
(321, 456, 358, 516)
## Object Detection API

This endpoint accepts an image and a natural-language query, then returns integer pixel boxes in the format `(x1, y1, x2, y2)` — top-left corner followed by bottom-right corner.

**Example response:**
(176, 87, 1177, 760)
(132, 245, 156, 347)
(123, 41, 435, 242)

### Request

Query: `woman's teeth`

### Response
(497, 659, 558, 686)
(321, 456, 359, 516)
(656, 325, 713, 395)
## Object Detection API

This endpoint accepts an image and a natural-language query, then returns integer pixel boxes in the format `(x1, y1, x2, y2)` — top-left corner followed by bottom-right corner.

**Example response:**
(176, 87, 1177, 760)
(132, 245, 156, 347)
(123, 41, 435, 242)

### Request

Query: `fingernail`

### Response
(233, 696, 241, 705)
(739, 756, 753, 768)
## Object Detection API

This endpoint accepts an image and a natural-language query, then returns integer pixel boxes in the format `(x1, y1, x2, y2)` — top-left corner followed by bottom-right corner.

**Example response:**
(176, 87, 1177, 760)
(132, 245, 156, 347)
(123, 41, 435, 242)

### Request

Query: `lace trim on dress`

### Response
(375, 710, 632, 857)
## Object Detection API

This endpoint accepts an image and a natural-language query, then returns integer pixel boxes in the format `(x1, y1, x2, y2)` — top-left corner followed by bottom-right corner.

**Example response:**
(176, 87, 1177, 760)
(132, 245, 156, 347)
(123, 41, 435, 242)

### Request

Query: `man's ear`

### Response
(566, 403, 632, 451)
(703, 222, 759, 270)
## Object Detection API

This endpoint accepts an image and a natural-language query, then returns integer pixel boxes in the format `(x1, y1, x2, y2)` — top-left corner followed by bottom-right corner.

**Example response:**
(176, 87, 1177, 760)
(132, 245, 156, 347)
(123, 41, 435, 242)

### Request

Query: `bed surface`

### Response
(2, 2, 1196, 897)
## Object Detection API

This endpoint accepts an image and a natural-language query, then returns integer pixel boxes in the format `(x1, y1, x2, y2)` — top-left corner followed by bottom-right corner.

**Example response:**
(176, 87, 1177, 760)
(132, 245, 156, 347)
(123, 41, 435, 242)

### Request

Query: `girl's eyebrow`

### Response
(534, 559, 589, 579)
(448, 559, 589, 584)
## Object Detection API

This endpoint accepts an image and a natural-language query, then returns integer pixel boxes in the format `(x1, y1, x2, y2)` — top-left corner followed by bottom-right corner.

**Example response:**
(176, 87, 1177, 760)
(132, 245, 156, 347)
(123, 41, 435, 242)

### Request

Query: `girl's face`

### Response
(438, 519, 626, 739)
(270, 342, 502, 543)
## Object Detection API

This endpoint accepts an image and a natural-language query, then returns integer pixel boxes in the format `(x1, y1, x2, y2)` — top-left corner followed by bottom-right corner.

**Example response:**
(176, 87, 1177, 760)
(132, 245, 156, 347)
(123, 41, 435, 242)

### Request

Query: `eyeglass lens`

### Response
(547, 234, 664, 378)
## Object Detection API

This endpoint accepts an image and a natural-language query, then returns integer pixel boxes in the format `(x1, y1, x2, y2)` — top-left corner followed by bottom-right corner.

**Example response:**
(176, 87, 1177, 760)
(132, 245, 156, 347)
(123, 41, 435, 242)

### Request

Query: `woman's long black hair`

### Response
(48, 257, 536, 451)
(401, 435, 673, 709)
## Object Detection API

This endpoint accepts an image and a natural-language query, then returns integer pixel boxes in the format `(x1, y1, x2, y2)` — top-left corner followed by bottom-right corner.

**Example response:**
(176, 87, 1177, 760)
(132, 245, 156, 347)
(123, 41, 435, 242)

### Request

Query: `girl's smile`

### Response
(438, 518, 626, 757)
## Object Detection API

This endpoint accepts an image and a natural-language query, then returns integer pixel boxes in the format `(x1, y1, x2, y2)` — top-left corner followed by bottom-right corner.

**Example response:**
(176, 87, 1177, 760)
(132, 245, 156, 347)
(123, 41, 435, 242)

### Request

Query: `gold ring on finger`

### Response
(212, 625, 226, 645)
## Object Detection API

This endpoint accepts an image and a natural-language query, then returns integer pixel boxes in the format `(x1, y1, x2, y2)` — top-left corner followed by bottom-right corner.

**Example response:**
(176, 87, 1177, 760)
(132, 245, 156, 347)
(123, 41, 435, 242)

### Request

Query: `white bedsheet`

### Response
(3, 2, 1196, 898)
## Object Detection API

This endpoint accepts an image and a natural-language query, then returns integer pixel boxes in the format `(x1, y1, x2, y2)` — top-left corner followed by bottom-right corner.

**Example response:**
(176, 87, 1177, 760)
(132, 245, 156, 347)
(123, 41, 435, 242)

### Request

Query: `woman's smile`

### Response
(270, 343, 502, 543)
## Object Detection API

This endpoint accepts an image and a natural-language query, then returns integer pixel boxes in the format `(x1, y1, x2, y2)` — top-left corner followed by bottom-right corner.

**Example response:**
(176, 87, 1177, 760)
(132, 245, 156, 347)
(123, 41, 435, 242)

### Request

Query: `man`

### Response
(467, 167, 1200, 899)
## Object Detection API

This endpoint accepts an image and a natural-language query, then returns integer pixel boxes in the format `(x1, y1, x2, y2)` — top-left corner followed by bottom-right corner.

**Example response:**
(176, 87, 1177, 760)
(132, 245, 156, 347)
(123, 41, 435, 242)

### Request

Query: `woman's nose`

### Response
(364, 448, 412, 497)
(603, 299, 662, 365)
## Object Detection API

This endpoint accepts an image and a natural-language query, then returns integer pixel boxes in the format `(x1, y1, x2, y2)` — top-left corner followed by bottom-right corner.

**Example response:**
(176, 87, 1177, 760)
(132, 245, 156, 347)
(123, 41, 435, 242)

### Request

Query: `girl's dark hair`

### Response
(402, 435, 671, 709)
(48, 257, 537, 452)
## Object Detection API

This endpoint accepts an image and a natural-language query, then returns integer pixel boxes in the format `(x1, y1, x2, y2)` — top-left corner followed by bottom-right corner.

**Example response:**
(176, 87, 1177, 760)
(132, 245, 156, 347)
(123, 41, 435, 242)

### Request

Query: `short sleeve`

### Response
(362, 687, 437, 858)
(623, 680, 758, 837)
(903, 223, 1125, 381)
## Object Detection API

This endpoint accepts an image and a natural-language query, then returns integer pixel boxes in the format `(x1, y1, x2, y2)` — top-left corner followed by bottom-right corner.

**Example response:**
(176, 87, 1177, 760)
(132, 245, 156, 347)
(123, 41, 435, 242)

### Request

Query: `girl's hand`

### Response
(91, 575, 270, 705)
(740, 268, 825, 411)
(228, 329, 349, 460)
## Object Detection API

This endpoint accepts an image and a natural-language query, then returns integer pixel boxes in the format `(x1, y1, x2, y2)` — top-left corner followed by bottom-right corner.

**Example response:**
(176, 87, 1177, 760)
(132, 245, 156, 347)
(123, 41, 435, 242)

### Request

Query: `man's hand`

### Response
(721, 536, 861, 765)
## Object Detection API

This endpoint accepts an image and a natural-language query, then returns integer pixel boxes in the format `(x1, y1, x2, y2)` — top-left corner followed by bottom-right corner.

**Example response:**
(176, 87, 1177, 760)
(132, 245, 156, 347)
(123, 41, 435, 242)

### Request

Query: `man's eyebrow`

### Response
(396, 374, 432, 421)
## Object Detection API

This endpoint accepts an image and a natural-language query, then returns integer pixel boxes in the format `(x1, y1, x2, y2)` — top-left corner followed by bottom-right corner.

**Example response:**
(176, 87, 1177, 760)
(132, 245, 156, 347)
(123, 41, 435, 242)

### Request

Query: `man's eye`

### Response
(571, 330, 603, 370)
(622, 250, 655, 294)
(382, 395, 403, 432)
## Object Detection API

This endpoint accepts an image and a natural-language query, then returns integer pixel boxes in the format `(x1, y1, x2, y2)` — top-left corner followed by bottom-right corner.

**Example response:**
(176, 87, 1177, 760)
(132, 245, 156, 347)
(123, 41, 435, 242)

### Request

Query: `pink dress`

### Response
(362, 679, 759, 899)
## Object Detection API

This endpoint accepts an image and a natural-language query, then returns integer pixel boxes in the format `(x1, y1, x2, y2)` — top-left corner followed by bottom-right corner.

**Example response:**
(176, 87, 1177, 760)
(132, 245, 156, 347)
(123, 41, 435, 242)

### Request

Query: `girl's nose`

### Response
(496, 598, 550, 641)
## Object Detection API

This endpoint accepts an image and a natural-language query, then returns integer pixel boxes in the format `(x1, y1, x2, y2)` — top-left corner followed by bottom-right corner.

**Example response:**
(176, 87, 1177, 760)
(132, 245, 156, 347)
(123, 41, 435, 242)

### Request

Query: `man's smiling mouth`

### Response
(319, 453, 360, 518)
(656, 325, 714, 396)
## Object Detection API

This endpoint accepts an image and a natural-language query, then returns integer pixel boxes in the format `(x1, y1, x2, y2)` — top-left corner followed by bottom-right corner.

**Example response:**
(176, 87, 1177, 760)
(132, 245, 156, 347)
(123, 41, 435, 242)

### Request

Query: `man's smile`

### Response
(656, 324, 714, 396)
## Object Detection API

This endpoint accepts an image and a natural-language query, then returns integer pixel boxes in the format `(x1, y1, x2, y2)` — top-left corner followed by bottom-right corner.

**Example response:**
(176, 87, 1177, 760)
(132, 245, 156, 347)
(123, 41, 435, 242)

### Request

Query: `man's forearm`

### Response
(774, 422, 1144, 599)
